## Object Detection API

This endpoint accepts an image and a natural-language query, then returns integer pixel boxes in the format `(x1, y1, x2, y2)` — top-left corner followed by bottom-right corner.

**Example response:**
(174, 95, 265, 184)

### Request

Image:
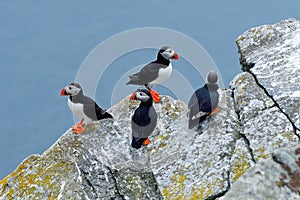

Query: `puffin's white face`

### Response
(65, 84, 81, 96)
(136, 91, 150, 102)
(60, 84, 82, 96)
(160, 48, 179, 60)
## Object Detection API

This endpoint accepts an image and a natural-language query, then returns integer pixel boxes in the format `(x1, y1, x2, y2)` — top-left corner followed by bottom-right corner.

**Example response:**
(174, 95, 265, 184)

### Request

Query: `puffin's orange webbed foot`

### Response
(149, 89, 160, 103)
(142, 138, 151, 146)
(72, 119, 87, 134)
(72, 124, 87, 134)
(209, 107, 221, 116)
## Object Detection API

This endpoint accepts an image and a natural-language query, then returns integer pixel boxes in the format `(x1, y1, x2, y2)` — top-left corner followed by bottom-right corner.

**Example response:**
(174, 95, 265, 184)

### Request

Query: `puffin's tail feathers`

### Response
(188, 111, 209, 129)
(131, 137, 148, 149)
(99, 112, 113, 120)
(126, 75, 140, 85)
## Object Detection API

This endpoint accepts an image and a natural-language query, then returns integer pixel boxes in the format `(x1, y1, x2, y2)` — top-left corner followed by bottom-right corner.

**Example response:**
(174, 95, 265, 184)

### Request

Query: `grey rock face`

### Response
(1, 18, 300, 200)
(0, 92, 243, 200)
(148, 92, 239, 199)
(111, 94, 242, 199)
(236, 18, 300, 132)
(230, 72, 298, 162)
(0, 117, 162, 199)
(223, 18, 300, 199)
(222, 145, 300, 200)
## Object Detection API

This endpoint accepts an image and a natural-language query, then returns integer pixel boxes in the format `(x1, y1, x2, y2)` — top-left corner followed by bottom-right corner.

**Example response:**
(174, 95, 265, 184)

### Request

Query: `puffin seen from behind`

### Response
(188, 71, 220, 129)
(60, 82, 113, 134)
(127, 46, 179, 103)
(130, 89, 157, 149)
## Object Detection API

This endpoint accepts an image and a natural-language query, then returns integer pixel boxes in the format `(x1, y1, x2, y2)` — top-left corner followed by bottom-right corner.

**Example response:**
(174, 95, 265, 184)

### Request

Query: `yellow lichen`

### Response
(236, 36, 246, 42)
(255, 147, 271, 161)
(162, 174, 187, 200)
(190, 187, 212, 200)
(164, 103, 172, 111)
(0, 176, 9, 188)
(230, 152, 251, 182)
(156, 130, 173, 148)
(0, 149, 74, 199)
(189, 179, 223, 199)
(278, 132, 295, 140)
(162, 173, 226, 200)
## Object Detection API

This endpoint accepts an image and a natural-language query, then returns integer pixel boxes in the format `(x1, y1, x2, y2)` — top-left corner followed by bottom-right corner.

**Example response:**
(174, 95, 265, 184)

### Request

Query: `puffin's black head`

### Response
(206, 71, 218, 84)
(158, 46, 179, 60)
(60, 82, 83, 96)
(129, 89, 152, 103)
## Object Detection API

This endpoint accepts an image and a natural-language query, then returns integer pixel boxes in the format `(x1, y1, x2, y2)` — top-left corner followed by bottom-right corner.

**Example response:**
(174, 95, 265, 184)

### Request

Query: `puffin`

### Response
(130, 89, 157, 149)
(60, 82, 113, 134)
(126, 46, 179, 103)
(188, 71, 220, 129)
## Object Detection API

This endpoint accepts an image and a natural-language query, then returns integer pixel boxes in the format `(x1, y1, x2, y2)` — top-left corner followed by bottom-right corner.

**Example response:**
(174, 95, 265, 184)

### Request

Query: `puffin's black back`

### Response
(126, 50, 170, 86)
(188, 83, 219, 129)
(70, 94, 113, 121)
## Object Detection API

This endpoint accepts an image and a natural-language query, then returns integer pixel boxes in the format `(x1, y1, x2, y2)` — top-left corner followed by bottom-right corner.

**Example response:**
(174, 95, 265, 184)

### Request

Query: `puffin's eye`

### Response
(169, 49, 172, 53)
(139, 92, 143, 96)
(69, 87, 72, 90)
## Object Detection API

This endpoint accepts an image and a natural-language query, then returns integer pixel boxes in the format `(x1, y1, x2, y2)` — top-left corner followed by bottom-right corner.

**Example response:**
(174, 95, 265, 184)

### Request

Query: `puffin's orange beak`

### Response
(60, 88, 68, 96)
(172, 52, 179, 60)
(130, 92, 136, 100)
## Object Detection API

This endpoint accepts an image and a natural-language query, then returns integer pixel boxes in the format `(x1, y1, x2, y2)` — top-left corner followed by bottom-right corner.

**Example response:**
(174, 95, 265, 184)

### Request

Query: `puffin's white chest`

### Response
(68, 99, 91, 122)
(150, 63, 173, 85)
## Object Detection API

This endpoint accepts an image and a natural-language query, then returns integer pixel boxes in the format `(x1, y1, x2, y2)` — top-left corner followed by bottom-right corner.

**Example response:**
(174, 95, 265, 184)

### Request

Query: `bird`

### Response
(126, 46, 179, 103)
(188, 71, 220, 129)
(130, 89, 157, 149)
(60, 82, 113, 134)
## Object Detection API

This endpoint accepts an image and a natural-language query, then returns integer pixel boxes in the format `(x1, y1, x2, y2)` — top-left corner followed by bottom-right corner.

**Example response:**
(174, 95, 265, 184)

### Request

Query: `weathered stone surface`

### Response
(0, 118, 162, 200)
(236, 18, 300, 130)
(1, 18, 300, 200)
(148, 91, 240, 199)
(0, 92, 243, 200)
(222, 18, 300, 199)
(111, 93, 242, 199)
(221, 145, 300, 200)
(230, 72, 299, 162)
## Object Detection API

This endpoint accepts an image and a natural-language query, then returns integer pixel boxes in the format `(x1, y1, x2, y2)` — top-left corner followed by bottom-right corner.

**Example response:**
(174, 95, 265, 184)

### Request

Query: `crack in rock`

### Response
(107, 166, 126, 200)
(230, 87, 256, 163)
(242, 61, 300, 140)
(205, 170, 231, 200)
(221, 145, 300, 199)
(238, 131, 256, 164)
(79, 168, 99, 199)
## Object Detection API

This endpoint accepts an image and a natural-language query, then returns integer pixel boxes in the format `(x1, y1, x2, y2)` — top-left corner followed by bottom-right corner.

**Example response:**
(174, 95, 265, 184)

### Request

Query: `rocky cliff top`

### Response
(1, 18, 300, 200)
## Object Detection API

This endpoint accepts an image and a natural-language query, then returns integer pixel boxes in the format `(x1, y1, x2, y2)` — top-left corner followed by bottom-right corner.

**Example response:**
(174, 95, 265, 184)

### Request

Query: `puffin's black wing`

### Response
(131, 106, 157, 139)
(188, 92, 198, 110)
(127, 62, 165, 85)
(83, 96, 113, 121)
(94, 103, 113, 120)
(188, 87, 210, 114)
(188, 87, 210, 129)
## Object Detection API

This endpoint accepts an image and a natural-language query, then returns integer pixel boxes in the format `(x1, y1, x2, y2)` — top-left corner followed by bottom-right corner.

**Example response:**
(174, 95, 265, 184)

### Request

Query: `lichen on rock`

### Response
(2, 18, 300, 200)
(222, 145, 300, 200)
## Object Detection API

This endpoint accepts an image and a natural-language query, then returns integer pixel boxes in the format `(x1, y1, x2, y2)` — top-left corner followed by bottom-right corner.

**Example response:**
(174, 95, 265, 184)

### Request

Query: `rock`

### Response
(0, 91, 243, 200)
(236, 18, 300, 131)
(230, 72, 298, 162)
(221, 145, 300, 200)
(148, 91, 240, 199)
(0, 119, 162, 200)
(223, 18, 300, 199)
(1, 18, 300, 200)
(112, 93, 242, 199)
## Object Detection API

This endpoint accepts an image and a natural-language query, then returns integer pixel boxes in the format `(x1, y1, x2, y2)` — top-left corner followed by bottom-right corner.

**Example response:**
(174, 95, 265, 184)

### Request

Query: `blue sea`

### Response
(1, 0, 300, 179)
